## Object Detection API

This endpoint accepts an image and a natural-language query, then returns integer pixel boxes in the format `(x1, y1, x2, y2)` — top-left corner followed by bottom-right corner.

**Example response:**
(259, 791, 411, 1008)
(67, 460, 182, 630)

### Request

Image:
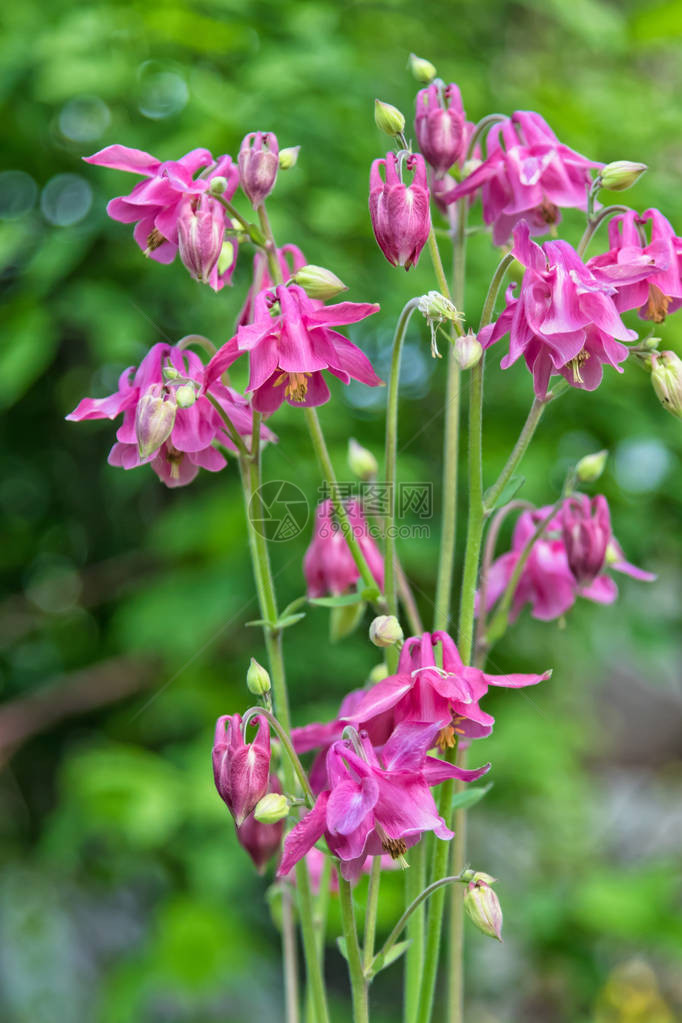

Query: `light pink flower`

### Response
(212, 714, 271, 827)
(443, 111, 602, 244)
(206, 284, 381, 413)
(66, 342, 275, 488)
(479, 221, 637, 399)
(238, 131, 279, 208)
(303, 500, 384, 599)
(369, 152, 431, 269)
(415, 83, 467, 175)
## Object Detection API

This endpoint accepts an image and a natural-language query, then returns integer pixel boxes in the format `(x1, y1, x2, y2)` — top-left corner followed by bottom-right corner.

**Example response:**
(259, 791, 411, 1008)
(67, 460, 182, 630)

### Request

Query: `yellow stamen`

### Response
(382, 836, 408, 860)
(436, 725, 456, 751)
(645, 284, 671, 323)
(144, 227, 167, 255)
(569, 348, 590, 384)
(274, 371, 312, 402)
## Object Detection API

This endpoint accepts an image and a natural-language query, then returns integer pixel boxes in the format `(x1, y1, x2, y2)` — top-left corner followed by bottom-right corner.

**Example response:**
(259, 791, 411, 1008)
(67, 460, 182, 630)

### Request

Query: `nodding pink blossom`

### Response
(303, 500, 384, 599)
(278, 722, 489, 881)
(478, 500, 655, 623)
(236, 774, 284, 872)
(442, 111, 602, 245)
(212, 714, 271, 827)
(177, 197, 226, 287)
(238, 131, 279, 207)
(238, 245, 308, 326)
(414, 83, 467, 174)
(66, 342, 275, 488)
(479, 221, 637, 399)
(369, 152, 431, 269)
(205, 284, 381, 414)
(561, 494, 611, 585)
(587, 208, 682, 322)
(83, 145, 239, 285)
(342, 631, 550, 748)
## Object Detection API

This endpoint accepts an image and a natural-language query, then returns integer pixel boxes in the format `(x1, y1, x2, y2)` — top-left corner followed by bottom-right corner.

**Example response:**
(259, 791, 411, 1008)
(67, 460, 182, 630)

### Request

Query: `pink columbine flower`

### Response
(212, 714, 271, 827)
(479, 221, 638, 399)
(442, 111, 602, 245)
(238, 131, 279, 208)
(238, 245, 309, 326)
(83, 144, 239, 287)
(561, 494, 611, 585)
(177, 197, 226, 286)
(205, 284, 382, 413)
(236, 774, 284, 872)
(66, 342, 275, 488)
(478, 500, 655, 623)
(414, 83, 467, 175)
(369, 152, 431, 269)
(342, 631, 550, 748)
(303, 500, 384, 598)
(278, 722, 489, 881)
(587, 208, 682, 322)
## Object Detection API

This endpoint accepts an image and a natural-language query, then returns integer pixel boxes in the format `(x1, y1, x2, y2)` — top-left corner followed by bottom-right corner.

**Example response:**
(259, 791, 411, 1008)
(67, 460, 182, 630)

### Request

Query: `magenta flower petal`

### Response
(277, 791, 330, 877)
(84, 145, 161, 174)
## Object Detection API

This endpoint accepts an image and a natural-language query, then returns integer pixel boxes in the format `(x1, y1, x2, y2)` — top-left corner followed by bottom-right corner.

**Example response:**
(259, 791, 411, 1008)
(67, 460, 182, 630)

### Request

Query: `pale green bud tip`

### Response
(464, 881, 503, 941)
(217, 240, 235, 276)
(348, 437, 378, 481)
(374, 99, 406, 137)
(599, 161, 648, 192)
(253, 793, 289, 824)
(369, 614, 404, 648)
(208, 176, 229, 196)
(651, 350, 682, 419)
(461, 869, 498, 885)
(279, 146, 301, 170)
(454, 331, 483, 371)
(175, 384, 197, 409)
(576, 449, 608, 483)
(408, 52, 437, 84)
(368, 663, 389, 684)
(292, 264, 348, 300)
(246, 657, 272, 696)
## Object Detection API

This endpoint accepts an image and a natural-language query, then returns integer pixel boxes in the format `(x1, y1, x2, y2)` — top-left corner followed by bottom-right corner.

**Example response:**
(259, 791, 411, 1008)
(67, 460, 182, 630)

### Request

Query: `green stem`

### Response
(414, 791, 455, 1023)
(475, 499, 533, 663)
(207, 392, 249, 457)
(456, 357, 485, 662)
(577, 203, 631, 258)
(378, 873, 465, 970)
(447, 751, 468, 1023)
(282, 884, 300, 1023)
(214, 193, 253, 233)
(339, 875, 369, 1023)
(363, 857, 382, 972)
(404, 839, 427, 1023)
(466, 113, 507, 160)
(479, 253, 514, 331)
(258, 204, 282, 281)
(241, 707, 315, 805)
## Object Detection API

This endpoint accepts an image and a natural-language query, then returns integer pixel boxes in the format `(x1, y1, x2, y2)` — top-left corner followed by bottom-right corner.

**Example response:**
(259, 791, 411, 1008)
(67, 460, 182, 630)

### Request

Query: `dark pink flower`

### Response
(278, 722, 489, 881)
(369, 152, 431, 269)
(238, 245, 308, 326)
(561, 494, 611, 585)
(587, 208, 682, 322)
(415, 83, 467, 174)
(236, 774, 284, 872)
(66, 342, 275, 488)
(84, 144, 239, 286)
(303, 500, 384, 598)
(206, 284, 381, 413)
(212, 714, 271, 827)
(443, 111, 602, 244)
(238, 131, 279, 207)
(479, 221, 637, 399)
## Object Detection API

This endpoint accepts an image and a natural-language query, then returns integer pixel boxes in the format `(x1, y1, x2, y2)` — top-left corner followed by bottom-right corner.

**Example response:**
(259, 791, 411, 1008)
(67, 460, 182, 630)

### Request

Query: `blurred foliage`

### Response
(1, 0, 681, 1021)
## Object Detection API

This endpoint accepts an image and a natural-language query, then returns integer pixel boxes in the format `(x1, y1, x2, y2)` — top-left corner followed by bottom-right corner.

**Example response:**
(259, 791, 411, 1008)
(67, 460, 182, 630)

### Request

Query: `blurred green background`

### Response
(1, 0, 681, 1020)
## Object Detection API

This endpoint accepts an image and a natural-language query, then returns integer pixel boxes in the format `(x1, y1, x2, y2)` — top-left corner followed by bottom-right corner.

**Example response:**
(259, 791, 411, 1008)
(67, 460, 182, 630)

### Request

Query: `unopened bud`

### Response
(348, 438, 378, 481)
(644, 336, 661, 351)
(461, 870, 497, 885)
(208, 176, 229, 196)
(253, 792, 289, 824)
(369, 615, 404, 648)
(293, 264, 348, 300)
(217, 240, 236, 276)
(418, 291, 464, 358)
(368, 663, 389, 684)
(576, 449, 608, 483)
(464, 880, 503, 941)
(279, 146, 300, 170)
(651, 350, 682, 418)
(454, 330, 482, 370)
(246, 657, 272, 697)
(239, 131, 279, 208)
(408, 53, 437, 84)
(599, 161, 648, 192)
(177, 200, 225, 283)
(175, 383, 197, 409)
(135, 384, 176, 459)
(374, 99, 406, 138)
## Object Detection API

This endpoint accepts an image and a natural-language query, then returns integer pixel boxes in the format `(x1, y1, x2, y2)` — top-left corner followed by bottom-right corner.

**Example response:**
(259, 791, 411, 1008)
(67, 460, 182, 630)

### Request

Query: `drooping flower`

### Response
(206, 284, 382, 414)
(561, 494, 611, 585)
(479, 221, 638, 399)
(442, 111, 602, 245)
(66, 342, 275, 488)
(414, 83, 467, 175)
(587, 208, 682, 322)
(83, 144, 239, 287)
(369, 152, 431, 269)
(478, 500, 655, 623)
(303, 500, 384, 599)
(212, 714, 271, 827)
(236, 774, 285, 872)
(238, 131, 279, 208)
(177, 196, 226, 286)
(278, 722, 489, 881)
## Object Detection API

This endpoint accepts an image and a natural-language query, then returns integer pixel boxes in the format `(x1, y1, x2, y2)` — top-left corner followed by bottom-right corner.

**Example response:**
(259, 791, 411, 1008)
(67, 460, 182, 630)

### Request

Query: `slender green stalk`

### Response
(446, 765, 468, 1023)
(241, 707, 315, 805)
(214, 193, 253, 233)
(456, 357, 485, 662)
(306, 856, 334, 1023)
(363, 857, 382, 972)
(577, 203, 630, 258)
(466, 114, 507, 160)
(403, 839, 427, 1022)
(377, 873, 465, 969)
(282, 884, 300, 1023)
(475, 500, 533, 663)
(339, 876, 369, 1023)
(258, 204, 282, 281)
(479, 252, 514, 331)
(415, 786, 455, 1023)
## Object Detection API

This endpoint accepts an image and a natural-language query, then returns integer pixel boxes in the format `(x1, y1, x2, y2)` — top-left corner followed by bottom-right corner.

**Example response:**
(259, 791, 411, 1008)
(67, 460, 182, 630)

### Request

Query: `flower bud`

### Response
(236, 775, 284, 872)
(279, 146, 300, 170)
(246, 657, 272, 697)
(561, 495, 611, 585)
(217, 240, 236, 277)
(415, 83, 466, 174)
(598, 161, 648, 192)
(650, 350, 682, 418)
(369, 614, 404, 648)
(253, 792, 290, 824)
(175, 383, 197, 409)
(292, 264, 348, 300)
(348, 438, 378, 481)
(177, 200, 225, 283)
(239, 131, 279, 208)
(461, 870, 497, 886)
(454, 331, 483, 370)
(464, 880, 503, 941)
(208, 175, 229, 196)
(135, 383, 176, 459)
(374, 99, 406, 138)
(418, 291, 464, 358)
(408, 53, 437, 84)
(576, 449, 608, 483)
(368, 662, 389, 684)
(212, 714, 271, 827)
(369, 152, 431, 270)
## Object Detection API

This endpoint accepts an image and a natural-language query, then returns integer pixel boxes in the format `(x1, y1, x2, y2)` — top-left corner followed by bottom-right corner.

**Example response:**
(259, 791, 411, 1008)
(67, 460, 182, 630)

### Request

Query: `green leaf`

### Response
(280, 595, 308, 618)
(310, 591, 364, 608)
(276, 612, 306, 629)
(330, 601, 365, 642)
(450, 783, 493, 812)
(368, 939, 411, 978)
(336, 937, 348, 962)
(483, 474, 526, 512)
